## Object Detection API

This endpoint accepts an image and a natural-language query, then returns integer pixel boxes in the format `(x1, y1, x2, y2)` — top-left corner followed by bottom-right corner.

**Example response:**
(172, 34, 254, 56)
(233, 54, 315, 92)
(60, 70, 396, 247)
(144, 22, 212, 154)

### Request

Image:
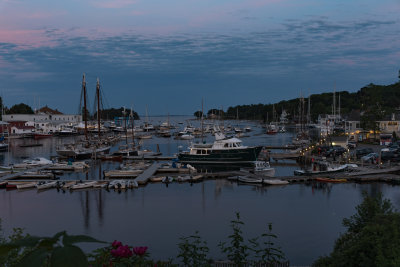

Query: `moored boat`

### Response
(178, 131, 262, 165)
(315, 177, 347, 183)
(238, 176, 263, 184)
(263, 179, 289, 185)
(294, 161, 348, 176)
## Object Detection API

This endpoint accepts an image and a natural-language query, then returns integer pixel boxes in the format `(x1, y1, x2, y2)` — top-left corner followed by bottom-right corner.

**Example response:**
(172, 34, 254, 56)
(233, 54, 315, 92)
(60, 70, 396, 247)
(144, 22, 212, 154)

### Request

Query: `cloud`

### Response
(91, 0, 138, 9)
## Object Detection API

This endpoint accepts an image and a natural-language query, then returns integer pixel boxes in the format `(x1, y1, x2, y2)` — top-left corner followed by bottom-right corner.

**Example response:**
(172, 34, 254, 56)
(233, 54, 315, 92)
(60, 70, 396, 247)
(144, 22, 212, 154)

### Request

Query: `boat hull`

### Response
(178, 146, 262, 164)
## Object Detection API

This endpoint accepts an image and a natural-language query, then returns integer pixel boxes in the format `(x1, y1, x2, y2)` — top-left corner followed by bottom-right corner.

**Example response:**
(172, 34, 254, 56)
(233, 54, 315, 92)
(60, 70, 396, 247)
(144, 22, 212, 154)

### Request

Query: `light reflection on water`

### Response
(1, 117, 399, 264)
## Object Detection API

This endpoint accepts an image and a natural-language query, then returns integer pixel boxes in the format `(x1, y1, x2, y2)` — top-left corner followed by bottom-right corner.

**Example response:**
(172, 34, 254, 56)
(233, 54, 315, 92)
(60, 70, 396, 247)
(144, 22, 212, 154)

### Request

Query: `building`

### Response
(344, 110, 362, 141)
(3, 106, 82, 124)
(377, 113, 400, 135)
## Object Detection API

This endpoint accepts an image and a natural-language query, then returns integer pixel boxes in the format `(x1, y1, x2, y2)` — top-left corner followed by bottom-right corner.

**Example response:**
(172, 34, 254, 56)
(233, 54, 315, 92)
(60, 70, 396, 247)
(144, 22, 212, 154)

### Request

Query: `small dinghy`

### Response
(263, 179, 289, 185)
(149, 176, 164, 183)
(190, 175, 203, 182)
(315, 177, 347, 183)
(162, 176, 174, 183)
(127, 180, 138, 188)
(61, 181, 76, 189)
(36, 181, 58, 190)
(237, 176, 263, 184)
(70, 181, 97, 190)
(17, 182, 37, 189)
(176, 176, 191, 182)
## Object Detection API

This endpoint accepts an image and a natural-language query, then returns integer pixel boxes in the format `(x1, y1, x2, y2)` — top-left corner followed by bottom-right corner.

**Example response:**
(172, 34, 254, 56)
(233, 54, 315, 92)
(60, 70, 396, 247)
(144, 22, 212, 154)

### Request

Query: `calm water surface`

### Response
(1, 116, 399, 265)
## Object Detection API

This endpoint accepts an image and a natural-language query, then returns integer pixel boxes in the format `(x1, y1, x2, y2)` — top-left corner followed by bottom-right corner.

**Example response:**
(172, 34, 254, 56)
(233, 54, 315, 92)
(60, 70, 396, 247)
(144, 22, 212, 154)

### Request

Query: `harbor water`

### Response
(0, 116, 398, 265)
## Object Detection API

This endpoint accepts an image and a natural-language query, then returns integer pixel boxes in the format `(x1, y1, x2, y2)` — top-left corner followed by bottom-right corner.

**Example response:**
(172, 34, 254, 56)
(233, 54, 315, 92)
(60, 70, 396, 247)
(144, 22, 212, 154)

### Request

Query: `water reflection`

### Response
(1, 179, 400, 265)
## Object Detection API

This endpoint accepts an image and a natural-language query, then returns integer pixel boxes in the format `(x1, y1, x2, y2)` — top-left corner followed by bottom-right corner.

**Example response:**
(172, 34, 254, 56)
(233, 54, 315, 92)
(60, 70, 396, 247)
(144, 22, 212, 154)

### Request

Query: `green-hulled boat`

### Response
(178, 133, 262, 164)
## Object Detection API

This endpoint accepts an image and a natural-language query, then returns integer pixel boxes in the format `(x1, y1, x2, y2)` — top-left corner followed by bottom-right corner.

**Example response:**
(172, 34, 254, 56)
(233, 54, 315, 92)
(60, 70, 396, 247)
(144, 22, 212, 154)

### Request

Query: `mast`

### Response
(96, 78, 101, 139)
(130, 106, 135, 148)
(338, 92, 341, 121)
(123, 107, 128, 145)
(82, 74, 88, 141)
(333, 83, 336, 125)
(307, 92, 311, 125)
(145, 105, 149, 132)
(201, 98, 204, 143)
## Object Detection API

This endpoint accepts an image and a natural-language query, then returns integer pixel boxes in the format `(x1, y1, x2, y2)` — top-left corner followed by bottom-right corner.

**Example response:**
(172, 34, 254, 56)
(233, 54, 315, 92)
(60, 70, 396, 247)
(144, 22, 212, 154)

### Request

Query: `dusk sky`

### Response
(0, 0, 399, 115)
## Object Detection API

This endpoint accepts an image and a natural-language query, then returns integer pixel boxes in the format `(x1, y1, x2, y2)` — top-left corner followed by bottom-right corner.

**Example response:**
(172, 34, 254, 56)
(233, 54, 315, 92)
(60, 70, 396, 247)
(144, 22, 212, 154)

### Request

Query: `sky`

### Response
(0, 0, 399, 115)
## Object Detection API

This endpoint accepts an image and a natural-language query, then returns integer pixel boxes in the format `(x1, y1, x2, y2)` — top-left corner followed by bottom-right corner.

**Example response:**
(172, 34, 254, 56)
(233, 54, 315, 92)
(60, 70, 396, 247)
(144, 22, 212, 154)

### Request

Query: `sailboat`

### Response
(113, 107, 139, 156)
(56, 75, 111, 159)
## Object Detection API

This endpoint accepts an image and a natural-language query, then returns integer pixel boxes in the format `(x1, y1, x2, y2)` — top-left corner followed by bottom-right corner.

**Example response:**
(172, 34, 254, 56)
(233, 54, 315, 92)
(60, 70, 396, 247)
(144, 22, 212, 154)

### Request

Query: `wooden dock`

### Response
(0, 165, 53, 181)
(135, 162, 163, 185)
(123, 156, 176, 161)
(270, 152, 300, 160)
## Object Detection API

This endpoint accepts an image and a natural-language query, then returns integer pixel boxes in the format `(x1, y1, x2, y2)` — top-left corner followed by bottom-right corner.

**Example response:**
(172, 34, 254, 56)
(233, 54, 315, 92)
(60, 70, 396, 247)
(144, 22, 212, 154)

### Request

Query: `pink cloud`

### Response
(92, 0, 138, 9)
(0, 29, 54, 47)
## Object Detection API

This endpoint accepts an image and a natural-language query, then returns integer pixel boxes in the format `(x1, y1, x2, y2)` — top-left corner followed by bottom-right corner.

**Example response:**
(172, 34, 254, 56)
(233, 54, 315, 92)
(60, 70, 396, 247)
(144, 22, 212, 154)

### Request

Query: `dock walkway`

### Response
(135, 162, 163, 185)
(0, 165, 54, 181)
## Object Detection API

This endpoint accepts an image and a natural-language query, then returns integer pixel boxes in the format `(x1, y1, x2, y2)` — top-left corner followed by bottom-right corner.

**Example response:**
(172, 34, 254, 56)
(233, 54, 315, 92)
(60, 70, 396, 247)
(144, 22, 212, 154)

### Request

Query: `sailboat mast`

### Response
(131, 106, 135, 147)
(201, 98, 204, 143)
(82, 74, 88, 141)
(96, 78, 101, 139)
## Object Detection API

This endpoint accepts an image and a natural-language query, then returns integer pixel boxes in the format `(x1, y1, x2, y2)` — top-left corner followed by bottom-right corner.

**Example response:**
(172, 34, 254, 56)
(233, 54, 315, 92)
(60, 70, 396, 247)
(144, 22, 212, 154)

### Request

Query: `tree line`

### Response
(194, 82, 400, 123)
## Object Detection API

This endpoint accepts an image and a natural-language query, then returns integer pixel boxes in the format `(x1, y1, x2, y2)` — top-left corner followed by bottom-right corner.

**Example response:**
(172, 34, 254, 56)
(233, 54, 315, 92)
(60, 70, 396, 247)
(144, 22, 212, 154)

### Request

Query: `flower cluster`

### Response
(111, 240, 132, 258)
(109, 241, 148, 259)
(133, 246, 148, 256)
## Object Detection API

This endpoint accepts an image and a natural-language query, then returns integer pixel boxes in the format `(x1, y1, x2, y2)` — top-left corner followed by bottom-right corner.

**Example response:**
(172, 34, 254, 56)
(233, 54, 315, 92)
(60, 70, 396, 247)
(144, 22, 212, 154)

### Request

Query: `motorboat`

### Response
(294, 161, 348, 176)
(253, 161, 275, 177)
(178, 131, 262, 165)
(237, 176, 263, 184)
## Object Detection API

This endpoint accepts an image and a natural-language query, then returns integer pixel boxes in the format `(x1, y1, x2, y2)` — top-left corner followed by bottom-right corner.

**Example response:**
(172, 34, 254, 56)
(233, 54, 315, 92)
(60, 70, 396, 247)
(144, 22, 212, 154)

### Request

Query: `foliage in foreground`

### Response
(0, 213, 286, 266)
(313, 192, 400, 267)
(0, 230, 105, 267)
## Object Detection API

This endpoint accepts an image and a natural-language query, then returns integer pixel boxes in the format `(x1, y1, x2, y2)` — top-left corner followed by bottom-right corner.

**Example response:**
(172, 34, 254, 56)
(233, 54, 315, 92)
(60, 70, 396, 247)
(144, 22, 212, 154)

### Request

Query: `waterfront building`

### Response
(344, 110, 362, 141)
(377, 113, 400, 136)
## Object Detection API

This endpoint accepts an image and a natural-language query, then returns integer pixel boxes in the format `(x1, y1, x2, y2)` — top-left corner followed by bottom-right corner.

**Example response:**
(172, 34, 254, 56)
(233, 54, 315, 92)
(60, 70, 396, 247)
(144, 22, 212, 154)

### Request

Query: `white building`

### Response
(3, 114, 81, 123)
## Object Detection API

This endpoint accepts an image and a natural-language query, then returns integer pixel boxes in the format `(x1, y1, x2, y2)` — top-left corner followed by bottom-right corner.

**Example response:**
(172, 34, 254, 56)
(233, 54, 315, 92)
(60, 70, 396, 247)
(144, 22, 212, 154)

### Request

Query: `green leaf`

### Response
(62, 233, 105, 246)
(0, 236, 42, 257)
(50, 245, 88, 267)
(16, 248, 49, 267)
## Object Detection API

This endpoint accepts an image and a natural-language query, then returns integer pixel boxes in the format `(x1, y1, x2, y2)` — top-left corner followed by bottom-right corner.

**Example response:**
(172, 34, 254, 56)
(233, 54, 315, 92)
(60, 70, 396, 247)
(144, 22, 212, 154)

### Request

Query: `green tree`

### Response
(8, 103, 34, 114)
(193, 111, 203, 119)
(313, 192, 400, 267)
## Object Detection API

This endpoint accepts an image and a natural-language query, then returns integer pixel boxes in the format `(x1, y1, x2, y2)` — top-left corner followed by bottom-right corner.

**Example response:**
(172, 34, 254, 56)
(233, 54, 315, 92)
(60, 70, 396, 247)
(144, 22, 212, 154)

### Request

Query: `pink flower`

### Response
(111, 240, 122, 248)
(111, 245, 133, 258)
(133, 246, 148, 256)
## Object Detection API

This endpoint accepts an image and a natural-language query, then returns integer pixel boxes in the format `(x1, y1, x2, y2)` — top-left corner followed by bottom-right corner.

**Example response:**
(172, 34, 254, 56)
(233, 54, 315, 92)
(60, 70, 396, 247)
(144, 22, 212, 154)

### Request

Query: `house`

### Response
(10, 124, 35, 135)
(3, 106, 82, 124)
(377, 113, 400, 136)
(317, 114, 341, 136)
(344, 110, 362, 141)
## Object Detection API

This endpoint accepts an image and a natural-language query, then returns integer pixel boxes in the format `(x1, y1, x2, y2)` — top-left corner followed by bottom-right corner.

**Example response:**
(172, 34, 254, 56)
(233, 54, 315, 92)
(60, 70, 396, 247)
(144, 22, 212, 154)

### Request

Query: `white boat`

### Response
(237, 176, 263, 183)
(128, 180, 138, 188)
(253, 161, 275, 177)
(70, 181, 97, 190)
(190, 175, 203, 181)
(36, 181, 58, 190)
(61, 181, 76, 189)
(149, 176, 165, 183)
(162, 176, 174, 183)
(294, 161, 348, 176)
(176, 176, 191, 182)
(263, 179, 289, 185)
(13, 157, 53, 169)
(16, 182, 37, 189)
